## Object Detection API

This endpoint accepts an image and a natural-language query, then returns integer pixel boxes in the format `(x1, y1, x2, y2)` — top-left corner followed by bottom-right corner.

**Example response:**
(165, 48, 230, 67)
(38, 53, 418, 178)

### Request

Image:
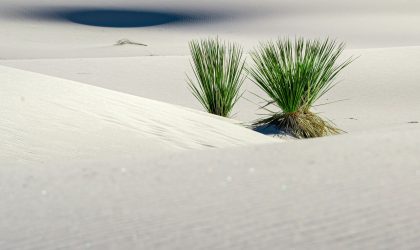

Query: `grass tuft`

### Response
(248, 38, 354, 138)
(187, 38, 245, 117)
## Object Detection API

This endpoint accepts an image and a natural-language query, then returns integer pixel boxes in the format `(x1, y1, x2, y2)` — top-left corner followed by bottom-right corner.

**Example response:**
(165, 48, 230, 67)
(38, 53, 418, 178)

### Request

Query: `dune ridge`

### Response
(0, 65, 275, 165)
(1, 0, 420, 249)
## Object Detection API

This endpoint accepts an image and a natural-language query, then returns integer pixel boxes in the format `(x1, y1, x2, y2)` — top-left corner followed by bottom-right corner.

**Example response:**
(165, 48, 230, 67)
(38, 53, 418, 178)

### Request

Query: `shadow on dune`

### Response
(17, 7, 230, 28)
(61, 9, 186, 27)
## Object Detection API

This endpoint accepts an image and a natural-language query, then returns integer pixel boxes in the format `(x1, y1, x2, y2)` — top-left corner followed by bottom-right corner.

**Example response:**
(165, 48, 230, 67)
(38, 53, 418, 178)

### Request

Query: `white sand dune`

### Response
(1, 0, 420, 59)
(0, 65, 274, 165)
(1, 0, 420, 249)
(3, 46, 420, 131)
(2, 126, 419, 249)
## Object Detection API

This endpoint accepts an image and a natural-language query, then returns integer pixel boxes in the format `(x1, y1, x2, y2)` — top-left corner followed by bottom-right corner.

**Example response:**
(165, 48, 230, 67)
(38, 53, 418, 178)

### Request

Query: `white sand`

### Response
(0, 65, 274, 165)
(3, 47, 420, 129)
(1, 0, 420, 59)
(2, 127, 419, 249)
(1, 0, 420, 249)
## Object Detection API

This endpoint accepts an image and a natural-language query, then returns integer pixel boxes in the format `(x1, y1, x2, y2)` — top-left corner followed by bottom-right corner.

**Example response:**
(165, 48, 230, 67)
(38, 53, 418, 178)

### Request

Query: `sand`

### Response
(1, 0, 420, 249)
(0, 65, 275, 165)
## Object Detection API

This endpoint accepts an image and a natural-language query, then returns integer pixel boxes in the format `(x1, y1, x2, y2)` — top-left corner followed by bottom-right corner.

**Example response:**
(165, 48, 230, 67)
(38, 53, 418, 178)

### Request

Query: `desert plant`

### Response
(248, 38, 353, 138)
(115, 39, 147, 46)
(187, 38, 245, 117)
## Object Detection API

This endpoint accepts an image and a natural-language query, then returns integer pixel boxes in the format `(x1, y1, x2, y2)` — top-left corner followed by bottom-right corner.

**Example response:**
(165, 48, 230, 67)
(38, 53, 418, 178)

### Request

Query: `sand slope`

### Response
(1, 0, 420, 59)
(1, 124, 419, 249)
(1, 0, 420, 249)
(3, 46, 420, 131)
(0, 65, 274, 165)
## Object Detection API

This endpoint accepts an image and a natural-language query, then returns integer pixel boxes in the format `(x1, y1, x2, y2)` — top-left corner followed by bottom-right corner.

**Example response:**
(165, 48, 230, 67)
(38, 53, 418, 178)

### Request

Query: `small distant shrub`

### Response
(248, 38, 354, 138)
(187, 38, 245, 117)
(115, 39, 147, 46)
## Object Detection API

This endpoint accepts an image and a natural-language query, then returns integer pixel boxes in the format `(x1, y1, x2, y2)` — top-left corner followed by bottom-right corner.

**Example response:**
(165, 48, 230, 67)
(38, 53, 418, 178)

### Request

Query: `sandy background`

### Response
(1, 0, 420, 249)
(1, 0, 420, 59)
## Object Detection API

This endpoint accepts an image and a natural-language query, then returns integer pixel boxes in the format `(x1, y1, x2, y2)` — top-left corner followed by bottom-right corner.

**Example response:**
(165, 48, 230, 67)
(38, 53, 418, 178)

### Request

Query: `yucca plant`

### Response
(248, 38, 353, 138)
(187, 38, 245, 117)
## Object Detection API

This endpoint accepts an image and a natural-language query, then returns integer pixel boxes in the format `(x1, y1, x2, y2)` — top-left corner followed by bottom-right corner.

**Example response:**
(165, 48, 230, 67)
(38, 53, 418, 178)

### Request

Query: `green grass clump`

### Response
(187, 38, 245, 117)
(249, 38, 353, 138)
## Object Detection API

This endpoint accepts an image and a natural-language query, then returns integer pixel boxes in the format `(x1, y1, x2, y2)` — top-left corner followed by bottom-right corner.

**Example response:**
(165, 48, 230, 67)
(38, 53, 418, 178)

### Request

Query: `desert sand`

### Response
(1, 0, 420, 249)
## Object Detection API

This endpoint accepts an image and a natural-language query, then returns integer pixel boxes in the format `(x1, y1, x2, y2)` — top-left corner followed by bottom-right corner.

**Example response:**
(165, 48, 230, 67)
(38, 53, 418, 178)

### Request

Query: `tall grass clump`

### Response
(249, 38, 353, 138)
(187, 38, 245, 117)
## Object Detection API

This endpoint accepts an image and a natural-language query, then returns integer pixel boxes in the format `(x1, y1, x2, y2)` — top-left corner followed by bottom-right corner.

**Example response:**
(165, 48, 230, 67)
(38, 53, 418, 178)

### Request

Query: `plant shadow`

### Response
(253, 124, 293, 138)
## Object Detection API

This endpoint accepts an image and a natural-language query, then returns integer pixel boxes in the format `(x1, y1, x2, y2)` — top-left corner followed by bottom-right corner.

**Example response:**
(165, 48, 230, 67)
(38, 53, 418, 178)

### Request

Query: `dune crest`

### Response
(0, 65, 275, 165)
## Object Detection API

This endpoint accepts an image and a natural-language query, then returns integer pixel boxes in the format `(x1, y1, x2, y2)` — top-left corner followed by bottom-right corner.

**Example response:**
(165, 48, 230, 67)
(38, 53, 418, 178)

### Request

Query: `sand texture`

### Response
(1, 0, 420, 249)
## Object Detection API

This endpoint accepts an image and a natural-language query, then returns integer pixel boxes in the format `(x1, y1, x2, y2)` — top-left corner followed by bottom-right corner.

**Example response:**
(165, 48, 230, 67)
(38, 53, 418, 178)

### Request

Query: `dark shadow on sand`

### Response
(19, 7, 230, 28)
(64, 9, 185, 27)
(253, 124, 292, 137)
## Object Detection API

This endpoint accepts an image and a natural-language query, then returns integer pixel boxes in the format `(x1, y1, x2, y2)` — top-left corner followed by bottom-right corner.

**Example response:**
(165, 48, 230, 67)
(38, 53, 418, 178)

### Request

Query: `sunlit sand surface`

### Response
(1, 0, 420, 249)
